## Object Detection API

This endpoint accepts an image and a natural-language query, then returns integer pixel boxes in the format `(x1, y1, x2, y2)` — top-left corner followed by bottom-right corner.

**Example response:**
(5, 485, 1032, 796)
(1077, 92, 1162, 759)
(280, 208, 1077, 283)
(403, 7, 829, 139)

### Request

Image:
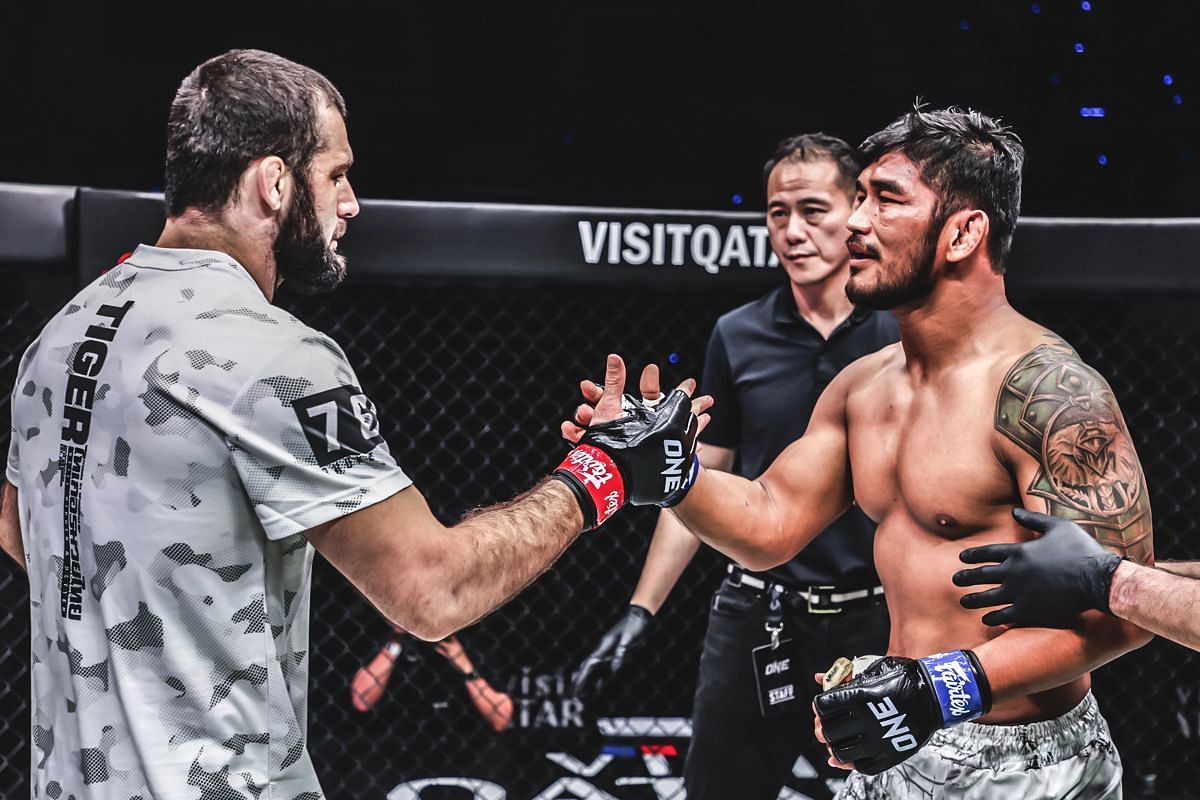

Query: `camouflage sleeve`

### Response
(7, 338, 37, 486)
(5, 431, 17, 486)
(227, 332, 412, 540)
(995, 335, 1153, 563)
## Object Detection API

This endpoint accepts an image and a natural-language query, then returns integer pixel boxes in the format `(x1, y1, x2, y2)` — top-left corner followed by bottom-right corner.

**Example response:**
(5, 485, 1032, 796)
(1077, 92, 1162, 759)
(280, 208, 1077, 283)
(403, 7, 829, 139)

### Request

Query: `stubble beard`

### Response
(845, 226, 939, 311)
(274, 176, 347, 296)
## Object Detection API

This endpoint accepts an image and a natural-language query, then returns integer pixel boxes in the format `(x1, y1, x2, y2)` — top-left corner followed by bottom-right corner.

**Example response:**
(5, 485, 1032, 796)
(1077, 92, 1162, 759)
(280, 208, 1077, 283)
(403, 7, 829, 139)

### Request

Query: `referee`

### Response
(573, 133, 898, 799)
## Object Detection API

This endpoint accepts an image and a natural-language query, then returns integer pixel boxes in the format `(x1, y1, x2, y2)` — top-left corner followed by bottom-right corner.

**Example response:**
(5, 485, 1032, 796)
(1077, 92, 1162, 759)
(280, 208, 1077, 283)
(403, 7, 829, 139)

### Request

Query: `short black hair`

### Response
(860, 104, 1024, 272)
(762, 132, 861, 200)
(164, 49, 348, 217)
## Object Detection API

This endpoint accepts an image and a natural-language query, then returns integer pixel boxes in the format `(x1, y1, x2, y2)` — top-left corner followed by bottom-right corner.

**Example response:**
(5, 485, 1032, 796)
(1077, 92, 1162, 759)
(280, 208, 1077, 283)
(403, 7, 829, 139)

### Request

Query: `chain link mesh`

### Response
(1, 270, 1197, 798)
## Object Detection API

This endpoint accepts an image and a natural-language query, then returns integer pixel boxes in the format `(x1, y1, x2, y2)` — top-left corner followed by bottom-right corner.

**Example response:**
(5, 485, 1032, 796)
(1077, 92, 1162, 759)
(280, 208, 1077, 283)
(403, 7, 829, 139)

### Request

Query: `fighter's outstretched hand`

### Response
(561, 357, 711, 441)
(551, 355, 712, 531)
(954, 508, 1123, 626)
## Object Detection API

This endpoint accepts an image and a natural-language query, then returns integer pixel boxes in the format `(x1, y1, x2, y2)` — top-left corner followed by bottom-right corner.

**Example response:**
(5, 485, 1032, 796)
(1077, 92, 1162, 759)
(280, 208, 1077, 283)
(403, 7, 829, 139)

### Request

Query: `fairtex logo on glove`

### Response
(919, 651, 986, 725)
(555, 445, 627, 527)
(564, 446, 619, 490)
(601, 490, 621, 521)
(931, 660, 975, 718)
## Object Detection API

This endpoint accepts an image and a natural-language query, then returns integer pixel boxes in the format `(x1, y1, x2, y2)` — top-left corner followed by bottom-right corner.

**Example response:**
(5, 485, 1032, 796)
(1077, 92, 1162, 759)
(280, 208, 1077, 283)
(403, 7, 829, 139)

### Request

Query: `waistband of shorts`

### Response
(930, 691, 1109, 770)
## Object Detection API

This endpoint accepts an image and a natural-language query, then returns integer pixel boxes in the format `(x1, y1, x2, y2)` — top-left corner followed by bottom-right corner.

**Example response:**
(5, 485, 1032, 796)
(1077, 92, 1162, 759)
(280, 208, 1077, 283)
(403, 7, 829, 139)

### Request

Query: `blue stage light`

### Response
(1074, 43, 1085, 53)
(1097, 154, 1109, 165)
(731, 194, 743, 206)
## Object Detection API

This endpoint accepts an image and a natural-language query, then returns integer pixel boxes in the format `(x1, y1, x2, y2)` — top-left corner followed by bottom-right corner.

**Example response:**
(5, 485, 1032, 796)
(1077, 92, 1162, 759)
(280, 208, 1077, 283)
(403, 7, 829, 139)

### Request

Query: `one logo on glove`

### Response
(661, 439, 687, 493)
(868, 697, 919, 753)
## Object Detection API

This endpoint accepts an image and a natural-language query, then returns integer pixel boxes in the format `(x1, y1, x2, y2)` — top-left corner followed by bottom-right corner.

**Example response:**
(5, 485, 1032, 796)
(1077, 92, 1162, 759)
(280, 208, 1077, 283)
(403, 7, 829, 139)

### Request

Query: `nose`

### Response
(846, 202, 869, 235)
(339, 177, 360, 219)
(786, 212, 810, 244)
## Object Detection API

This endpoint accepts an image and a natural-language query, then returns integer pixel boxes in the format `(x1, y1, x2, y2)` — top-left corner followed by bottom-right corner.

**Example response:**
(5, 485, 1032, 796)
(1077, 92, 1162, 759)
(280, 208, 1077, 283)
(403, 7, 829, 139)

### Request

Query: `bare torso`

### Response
(845, 318, 1088, 723)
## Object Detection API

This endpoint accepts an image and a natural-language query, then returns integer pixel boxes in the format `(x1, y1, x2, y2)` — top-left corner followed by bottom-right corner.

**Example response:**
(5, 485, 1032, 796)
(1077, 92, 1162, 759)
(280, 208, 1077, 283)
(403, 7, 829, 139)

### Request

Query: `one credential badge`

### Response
(752, 638, 801, 718)
(293, 385, 385, 467)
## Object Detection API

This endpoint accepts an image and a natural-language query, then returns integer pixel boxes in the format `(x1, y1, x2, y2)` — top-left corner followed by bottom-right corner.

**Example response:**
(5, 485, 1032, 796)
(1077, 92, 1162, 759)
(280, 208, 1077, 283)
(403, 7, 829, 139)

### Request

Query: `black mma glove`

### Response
(553, 389, 700, 530)
(954, 507, 1123, 626)
(815, 650, 991, 776)
(571, 604, 653, 698)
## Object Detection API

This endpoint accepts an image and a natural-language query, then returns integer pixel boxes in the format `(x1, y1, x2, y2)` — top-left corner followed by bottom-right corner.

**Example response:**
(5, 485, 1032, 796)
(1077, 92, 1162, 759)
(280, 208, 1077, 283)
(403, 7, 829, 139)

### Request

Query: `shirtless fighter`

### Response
(566, 106, 1153, 797)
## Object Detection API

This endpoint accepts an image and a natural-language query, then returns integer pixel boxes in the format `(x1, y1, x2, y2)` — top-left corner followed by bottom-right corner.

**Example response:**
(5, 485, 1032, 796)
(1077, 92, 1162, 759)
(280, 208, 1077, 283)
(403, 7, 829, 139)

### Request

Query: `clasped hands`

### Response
(560, 353, 712, 443)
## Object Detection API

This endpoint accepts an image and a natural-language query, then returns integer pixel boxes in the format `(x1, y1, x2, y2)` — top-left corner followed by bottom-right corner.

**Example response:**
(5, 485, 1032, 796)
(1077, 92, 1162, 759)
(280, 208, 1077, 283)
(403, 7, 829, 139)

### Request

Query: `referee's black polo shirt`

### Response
(699, 285, 900, 590)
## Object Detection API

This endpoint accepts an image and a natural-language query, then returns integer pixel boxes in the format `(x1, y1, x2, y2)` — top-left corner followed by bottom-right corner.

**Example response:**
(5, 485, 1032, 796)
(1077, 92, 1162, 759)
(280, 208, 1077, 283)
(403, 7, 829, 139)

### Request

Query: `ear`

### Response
(944, 209, 990, 264)
(251, 156, 289, 213)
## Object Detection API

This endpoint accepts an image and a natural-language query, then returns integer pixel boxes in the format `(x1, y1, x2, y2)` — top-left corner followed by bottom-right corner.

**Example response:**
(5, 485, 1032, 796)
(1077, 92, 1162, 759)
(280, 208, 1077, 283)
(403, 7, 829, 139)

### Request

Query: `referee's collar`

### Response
(770, 285, 871, 328)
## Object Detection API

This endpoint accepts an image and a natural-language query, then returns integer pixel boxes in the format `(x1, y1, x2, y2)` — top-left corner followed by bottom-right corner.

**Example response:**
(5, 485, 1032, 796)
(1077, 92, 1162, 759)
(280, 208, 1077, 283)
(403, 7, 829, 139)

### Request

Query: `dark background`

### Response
(2, 4, 1200, 798)
(2, 1, 1198, 216)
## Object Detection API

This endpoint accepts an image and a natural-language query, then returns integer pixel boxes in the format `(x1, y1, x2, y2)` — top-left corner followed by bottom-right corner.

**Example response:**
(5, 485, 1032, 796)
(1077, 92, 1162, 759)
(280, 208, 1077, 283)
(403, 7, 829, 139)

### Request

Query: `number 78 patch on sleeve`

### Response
(292, 385, 385, 467)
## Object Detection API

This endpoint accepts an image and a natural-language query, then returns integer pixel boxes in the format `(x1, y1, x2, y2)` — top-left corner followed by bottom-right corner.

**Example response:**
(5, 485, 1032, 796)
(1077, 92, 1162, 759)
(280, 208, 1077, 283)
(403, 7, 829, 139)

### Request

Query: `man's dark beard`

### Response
(274, 177, 347, 295)
(845, 226, 938, 311)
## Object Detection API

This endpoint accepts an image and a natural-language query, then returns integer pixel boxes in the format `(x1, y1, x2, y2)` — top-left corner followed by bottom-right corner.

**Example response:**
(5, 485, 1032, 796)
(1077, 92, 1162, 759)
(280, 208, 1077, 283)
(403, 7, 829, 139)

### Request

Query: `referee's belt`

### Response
(726, 564, 885, 614)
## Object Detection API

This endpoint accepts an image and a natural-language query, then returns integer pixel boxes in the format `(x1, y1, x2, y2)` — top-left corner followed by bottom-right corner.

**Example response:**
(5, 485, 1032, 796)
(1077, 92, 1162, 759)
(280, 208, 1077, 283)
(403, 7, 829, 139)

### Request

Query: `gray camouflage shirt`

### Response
(7, 245, 412, 799)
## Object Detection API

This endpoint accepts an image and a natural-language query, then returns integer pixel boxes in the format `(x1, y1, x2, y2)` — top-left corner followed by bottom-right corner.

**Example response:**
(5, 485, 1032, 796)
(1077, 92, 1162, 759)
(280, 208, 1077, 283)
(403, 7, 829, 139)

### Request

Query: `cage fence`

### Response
(0, 271, 1197, 799)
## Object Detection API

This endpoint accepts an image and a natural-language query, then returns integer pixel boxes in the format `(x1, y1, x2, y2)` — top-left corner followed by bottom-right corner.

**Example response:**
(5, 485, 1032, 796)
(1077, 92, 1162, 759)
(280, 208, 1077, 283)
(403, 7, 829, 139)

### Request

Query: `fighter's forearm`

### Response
(1152, 560, 1200, 580)
(973, 613, 1152, 704)
(1109, 560, 1200, 651)
(674, 468, 827, 573)
(440, 478, 584, 635)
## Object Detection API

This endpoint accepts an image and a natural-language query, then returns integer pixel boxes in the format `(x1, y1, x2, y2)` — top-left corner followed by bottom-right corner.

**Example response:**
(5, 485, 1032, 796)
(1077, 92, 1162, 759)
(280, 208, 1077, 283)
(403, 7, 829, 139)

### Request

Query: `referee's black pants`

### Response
(682, 577, 890, 800)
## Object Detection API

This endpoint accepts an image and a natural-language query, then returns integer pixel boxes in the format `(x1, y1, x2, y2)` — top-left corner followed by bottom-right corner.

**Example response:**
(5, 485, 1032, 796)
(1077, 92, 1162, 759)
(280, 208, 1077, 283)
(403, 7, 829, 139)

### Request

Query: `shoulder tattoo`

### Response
(995, 335, 1153, 562)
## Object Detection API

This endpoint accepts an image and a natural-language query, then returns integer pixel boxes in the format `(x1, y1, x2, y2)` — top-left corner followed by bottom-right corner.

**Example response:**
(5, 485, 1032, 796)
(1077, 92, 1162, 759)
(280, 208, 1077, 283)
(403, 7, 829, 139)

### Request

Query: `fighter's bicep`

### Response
(757, 380, 853, 530)
(307, 484, 453, 632)
(995, 339, 1153, 564)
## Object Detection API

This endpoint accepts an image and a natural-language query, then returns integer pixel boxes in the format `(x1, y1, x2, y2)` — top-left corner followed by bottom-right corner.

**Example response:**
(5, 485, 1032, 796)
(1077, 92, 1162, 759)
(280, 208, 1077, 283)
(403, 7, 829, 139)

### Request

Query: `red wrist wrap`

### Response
(555, 444, 626, 528)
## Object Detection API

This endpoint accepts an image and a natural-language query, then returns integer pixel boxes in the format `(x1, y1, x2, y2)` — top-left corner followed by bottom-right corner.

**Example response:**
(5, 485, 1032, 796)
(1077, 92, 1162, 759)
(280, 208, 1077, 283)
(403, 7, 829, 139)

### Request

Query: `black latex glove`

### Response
(571, 605, 652, 698)
(954, 507, 1123, 626)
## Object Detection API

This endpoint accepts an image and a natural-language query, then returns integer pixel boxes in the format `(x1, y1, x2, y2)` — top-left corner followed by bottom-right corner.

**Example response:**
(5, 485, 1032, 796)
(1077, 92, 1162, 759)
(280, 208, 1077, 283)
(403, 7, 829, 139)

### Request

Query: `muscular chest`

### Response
(847, 371, 1016, 536)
